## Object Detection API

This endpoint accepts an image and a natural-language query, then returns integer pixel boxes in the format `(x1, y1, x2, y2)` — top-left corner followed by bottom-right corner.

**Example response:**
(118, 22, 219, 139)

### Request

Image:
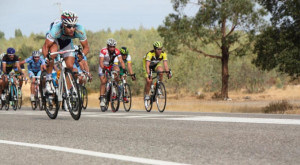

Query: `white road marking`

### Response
(0, 140, 189, 165)
(165, 116, 300, 125)
(1, 111, 300, 125)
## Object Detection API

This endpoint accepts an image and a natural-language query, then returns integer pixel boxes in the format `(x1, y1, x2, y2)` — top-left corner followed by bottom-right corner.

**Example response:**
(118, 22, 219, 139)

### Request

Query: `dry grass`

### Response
(20, 84, 300, 114)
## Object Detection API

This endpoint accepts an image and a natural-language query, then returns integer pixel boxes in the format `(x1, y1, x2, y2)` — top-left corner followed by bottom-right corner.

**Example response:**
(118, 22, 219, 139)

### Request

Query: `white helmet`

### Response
(61, 10, 78, 25)
(32, 51, 40, 57)
(107, 38, 117, 46)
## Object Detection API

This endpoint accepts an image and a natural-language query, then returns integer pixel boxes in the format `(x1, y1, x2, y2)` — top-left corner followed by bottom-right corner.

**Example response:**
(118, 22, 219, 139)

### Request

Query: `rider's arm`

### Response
(80, 40, 89, 55)
(99, 57, 105, 69)
(19, 60, 26, 65)
(42, 39, 55, 57)
(117, 56, 126, 70)
(2, 62, 6, 74)
(83, 60, 90, 73)
(127, 62, 133, 75)
(15, 62, 23, 74)
(146, 61, 151, 75)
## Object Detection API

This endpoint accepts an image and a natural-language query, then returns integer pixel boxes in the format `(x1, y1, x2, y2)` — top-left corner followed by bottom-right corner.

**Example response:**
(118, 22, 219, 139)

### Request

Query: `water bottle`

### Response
(150, 84, 154, 94)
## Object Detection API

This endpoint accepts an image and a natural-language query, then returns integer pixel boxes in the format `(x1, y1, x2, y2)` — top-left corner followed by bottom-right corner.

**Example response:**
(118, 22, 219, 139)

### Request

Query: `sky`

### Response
(0, 0, 199, 39)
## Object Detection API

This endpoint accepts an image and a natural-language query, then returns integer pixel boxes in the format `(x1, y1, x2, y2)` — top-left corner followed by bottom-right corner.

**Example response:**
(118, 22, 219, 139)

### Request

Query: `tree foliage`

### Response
(15, 29, 23, 38)
(253, 0, 300, 78)
(158, 0, 266, 99)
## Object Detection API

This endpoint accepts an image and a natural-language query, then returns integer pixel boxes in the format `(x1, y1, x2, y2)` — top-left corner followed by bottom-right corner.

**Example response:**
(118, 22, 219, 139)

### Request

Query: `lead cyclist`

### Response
(42, 10, 89, 93)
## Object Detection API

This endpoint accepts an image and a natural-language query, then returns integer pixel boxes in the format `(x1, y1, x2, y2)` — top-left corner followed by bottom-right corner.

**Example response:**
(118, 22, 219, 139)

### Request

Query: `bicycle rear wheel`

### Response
(110, 82, 120, 112)
(64, 69, 82, 120)
(40, 71, 59, 119)
(156, 82, 167, 112)
(122, 83, 132, 112)
(17, 87, 22, 109)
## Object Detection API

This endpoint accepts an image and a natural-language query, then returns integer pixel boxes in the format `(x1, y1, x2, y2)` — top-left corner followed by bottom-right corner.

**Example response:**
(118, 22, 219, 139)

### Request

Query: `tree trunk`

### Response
(221, 46, 229, 99)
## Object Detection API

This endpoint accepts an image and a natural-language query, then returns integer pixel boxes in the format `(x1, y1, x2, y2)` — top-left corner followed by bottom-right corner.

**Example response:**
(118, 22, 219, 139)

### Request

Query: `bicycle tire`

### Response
(64, 68, 82, 120)
(82, 86, 88, 110)
(40, 70, 59, 119)
(156, 82, 167, 112)
(122, 83, 132, 112)
(17, 88, 22, 109)
(5, 89, 9, 110)
(31, 101, 36, 110)
(110, 82, 120, 112)
(12, 84, 18, 111)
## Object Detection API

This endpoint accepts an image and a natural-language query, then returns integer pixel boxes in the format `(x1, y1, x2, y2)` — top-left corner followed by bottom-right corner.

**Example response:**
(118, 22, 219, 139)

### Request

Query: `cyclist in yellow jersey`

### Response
(143, 41, 171, 103)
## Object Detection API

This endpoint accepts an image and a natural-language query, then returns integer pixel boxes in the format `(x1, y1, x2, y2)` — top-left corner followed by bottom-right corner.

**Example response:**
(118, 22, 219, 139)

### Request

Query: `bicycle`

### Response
(14, 74, 25, 110)
(145, 69, 171, 113)
(40, 49, 82, 120)
(0, 71, 18, 110)
(31, 76, 42, 110)
(77, 70, 90, 110)
(100, 69, 120, 112)
(119, 73, 135, 112)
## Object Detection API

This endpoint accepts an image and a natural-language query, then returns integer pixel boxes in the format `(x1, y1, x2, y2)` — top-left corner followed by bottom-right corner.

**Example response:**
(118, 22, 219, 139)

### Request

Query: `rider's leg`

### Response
(47, 43, 58, 75)
(156, 66, 164, 82)
(113, 65, 120, 83)
(0, 76, 3, 96)
(99, 75, 107, 106)
(65, 56, 75, 90)
(31, 78, 36, 101)
(18, 75, 23, 88)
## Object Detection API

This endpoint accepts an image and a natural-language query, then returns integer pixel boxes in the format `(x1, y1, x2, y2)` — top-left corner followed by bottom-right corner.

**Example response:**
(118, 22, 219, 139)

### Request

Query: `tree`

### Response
(158, 0, 266, 99)
(0, 31, 4, 39)
(15, 29, 23, 38)
(253, 0, 300, 79)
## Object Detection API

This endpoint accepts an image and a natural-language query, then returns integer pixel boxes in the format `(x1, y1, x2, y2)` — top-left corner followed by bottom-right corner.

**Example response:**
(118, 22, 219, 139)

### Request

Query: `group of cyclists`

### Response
(0, 10, 172, 116)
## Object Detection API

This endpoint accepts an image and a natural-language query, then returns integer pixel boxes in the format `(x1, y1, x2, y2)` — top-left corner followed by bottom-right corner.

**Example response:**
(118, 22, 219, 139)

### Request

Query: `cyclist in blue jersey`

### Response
(20, 51, 46, 101)
(42, 10, 89, 93)
(0, 48, 24, 100)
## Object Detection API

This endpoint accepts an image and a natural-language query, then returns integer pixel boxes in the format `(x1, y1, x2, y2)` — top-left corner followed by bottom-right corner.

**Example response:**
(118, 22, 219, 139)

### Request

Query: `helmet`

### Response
(7, 47, 16, 54)
(120, 47, 129, 55)
(32, 51, 40, 57)
(61, 10, 78, 25)
(153, 41, 163, 49)
(107, 38, 117, 47)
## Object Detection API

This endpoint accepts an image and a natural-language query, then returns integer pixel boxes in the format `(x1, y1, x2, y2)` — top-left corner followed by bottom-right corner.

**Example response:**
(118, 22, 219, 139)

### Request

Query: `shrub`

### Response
(263, 100, 293, 114)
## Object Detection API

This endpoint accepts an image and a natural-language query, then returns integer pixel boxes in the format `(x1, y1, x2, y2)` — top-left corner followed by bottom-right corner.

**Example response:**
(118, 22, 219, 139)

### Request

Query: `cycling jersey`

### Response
(25, 56, 45, 73)
(98, 48, 120, 76)
(46, 21, 87, 57)
(143, 50, 167, 78)
(2, 54, 20, 74)
(115, 55, 132, 76)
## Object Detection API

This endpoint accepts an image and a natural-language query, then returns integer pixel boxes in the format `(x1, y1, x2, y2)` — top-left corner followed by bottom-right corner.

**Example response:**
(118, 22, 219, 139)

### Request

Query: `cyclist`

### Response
(143, 41, 171, 105)
(114, 46, 136, 102)
(0, 53, 5, 98)
(14, 57, 27, 90)
(20, 51, 46, 101)
(0, 48, 24, 100)
(99, 38, 126, 107)
(42, 10, 89, 93)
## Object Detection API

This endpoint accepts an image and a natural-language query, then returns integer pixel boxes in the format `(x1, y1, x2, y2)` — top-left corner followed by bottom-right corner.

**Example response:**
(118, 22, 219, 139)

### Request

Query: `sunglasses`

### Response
(65, 24, 77, 29)
(156, 48, 162, 51)
(8, 54, 14, 56)
(34, 56, 40, 58)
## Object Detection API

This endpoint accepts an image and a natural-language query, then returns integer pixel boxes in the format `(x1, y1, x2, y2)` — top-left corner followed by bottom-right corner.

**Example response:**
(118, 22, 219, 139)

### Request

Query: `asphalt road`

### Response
(0, 108, 300, 165)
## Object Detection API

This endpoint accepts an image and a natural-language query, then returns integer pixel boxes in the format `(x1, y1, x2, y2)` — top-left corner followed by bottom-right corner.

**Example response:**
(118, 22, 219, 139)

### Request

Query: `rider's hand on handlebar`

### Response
(131, 74, 136, 81)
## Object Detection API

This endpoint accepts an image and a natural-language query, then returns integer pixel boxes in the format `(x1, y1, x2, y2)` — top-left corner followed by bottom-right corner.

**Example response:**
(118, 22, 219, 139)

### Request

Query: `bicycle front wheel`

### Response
(40, 71, 59, 119)
(11, 84, 18, 111)
(110, 82, 120, 112)
(64, 69, 82, 120)
(122, 83, 132, 112)
(17, 87, 22, 109)
(156, 82, 167, 112)
(82, 86, 88, 110)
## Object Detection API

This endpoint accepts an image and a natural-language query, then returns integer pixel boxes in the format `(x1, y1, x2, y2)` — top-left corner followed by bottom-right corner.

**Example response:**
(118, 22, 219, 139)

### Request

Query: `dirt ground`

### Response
(20, 83, 300, 114)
